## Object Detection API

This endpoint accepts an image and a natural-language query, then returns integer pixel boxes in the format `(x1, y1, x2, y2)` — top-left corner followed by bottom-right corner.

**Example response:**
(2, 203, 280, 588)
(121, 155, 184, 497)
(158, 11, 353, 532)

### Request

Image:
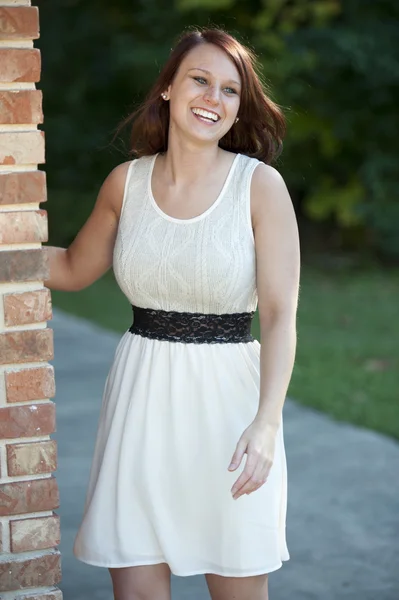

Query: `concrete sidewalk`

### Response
(51, 309, 399, 600)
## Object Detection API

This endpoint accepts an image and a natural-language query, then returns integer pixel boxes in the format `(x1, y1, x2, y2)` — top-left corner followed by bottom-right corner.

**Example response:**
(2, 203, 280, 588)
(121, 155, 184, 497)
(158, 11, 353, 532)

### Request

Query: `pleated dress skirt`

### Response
(73, 326, 289, 576)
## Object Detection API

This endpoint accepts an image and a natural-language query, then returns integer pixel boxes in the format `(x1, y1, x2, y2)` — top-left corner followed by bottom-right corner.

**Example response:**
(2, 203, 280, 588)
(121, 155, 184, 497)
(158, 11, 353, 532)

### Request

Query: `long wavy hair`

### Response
(120, 28, 286, 164)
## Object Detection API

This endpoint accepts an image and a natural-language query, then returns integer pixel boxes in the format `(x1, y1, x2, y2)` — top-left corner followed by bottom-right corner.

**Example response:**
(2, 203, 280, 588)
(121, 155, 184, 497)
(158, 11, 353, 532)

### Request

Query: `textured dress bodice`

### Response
(113, 152, 260, 314)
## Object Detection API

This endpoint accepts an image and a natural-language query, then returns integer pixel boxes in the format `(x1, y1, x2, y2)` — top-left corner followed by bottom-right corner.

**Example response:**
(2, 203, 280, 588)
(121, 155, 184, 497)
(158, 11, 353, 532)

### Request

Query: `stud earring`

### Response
(235, 117, 239, 124)
(161, 92, 168, 100)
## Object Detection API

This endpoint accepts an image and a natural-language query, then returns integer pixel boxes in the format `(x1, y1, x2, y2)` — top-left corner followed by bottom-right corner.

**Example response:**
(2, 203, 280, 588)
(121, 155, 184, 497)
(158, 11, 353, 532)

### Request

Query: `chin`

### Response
(192, 123, 231, 141)
(185, 128, 220, 144)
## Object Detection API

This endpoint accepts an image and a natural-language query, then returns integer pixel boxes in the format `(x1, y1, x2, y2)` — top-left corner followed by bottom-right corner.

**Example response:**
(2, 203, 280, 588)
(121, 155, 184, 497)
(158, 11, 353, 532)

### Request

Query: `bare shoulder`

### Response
(96, 160, 134, 219)
(250, 162, 295, 229)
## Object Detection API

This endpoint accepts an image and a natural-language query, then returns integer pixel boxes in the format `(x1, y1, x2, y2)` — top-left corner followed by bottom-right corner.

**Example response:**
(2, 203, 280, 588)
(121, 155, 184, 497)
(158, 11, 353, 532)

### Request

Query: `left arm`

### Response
(253, 163, 300, 429)
(229, 164, 300, 499)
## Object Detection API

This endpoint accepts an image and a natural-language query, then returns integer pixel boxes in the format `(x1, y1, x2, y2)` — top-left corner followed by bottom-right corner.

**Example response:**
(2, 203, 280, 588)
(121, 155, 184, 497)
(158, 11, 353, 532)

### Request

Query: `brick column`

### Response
(0, 1, 62, 599)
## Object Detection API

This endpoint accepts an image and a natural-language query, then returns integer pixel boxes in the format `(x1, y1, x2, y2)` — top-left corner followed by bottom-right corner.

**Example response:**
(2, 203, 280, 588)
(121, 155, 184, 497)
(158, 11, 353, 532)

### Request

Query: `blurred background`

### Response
(34, 1, 399, 597)
(37, 0, 399, 441)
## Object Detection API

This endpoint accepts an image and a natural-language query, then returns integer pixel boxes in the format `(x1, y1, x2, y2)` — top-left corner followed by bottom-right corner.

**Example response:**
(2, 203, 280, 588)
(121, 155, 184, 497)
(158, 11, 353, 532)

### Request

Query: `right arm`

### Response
(44, 161, 132, 292)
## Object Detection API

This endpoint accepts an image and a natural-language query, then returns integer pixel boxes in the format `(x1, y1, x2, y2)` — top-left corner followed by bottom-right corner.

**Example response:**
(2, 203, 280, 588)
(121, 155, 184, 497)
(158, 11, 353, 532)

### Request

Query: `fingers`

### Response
(231, 451, 257, 499)
(228, 438, 247, 472)
(231, 453, 272, 500)
(231, 468, 253, 500)
(240, 464, 269, 497)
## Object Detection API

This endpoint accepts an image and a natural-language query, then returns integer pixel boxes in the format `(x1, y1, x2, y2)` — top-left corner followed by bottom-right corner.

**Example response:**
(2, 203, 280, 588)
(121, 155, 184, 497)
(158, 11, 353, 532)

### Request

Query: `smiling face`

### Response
(165, 43, 241, 146)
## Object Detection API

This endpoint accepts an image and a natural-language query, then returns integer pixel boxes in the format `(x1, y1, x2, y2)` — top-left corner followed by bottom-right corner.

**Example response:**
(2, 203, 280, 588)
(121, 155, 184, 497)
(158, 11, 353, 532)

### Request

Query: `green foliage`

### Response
(37, 0, 399, 258)
(277, 0, 399, 258)
(177, 0, 235, 9)
(306, 178, 364, 227)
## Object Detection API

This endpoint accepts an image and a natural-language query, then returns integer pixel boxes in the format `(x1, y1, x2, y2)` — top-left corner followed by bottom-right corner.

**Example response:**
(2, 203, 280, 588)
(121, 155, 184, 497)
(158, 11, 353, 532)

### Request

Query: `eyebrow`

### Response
(187, 67, 241, 87)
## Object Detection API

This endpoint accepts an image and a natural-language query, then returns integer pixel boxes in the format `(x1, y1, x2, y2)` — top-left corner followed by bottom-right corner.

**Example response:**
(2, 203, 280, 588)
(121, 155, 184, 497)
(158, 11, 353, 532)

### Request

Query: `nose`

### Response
(203, 85, 220, 106)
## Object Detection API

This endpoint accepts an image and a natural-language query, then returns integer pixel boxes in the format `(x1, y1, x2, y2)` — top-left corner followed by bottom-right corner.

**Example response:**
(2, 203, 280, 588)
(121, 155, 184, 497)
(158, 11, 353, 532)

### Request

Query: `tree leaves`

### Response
(37, 0, 399, 258)
(176, 0, 236, 10)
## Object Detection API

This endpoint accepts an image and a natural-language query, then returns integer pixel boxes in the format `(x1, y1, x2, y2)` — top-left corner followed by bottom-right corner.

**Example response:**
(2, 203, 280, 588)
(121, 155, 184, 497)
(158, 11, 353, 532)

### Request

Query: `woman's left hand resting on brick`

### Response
(44, 162, 131, 291)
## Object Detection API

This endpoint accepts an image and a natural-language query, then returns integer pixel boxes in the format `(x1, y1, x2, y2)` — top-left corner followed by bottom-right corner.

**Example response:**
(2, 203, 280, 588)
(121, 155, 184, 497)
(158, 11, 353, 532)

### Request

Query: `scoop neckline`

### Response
(147, 152, 240, 224)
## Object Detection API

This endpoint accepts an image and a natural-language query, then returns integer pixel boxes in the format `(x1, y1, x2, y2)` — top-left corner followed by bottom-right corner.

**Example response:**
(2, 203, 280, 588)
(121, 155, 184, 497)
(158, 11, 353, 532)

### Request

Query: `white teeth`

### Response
(192, 108, 219, 121)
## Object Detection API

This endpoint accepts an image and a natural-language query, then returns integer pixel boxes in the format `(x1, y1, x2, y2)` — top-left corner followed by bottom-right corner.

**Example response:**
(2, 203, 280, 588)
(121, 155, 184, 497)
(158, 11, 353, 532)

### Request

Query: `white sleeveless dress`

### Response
(73, 152, 290, 576)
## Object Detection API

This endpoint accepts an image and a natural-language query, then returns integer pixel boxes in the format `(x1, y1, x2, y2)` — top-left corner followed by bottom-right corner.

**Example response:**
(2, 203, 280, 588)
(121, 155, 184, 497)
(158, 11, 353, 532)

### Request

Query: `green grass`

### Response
(51, 271, 132, 333)
(51, 266, 399, 440)
(289, 266, 399, 439)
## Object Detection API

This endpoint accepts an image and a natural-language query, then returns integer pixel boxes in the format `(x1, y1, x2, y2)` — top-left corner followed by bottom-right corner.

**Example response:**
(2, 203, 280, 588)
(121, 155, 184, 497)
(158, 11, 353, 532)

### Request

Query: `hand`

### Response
(228, 419, 276, 500)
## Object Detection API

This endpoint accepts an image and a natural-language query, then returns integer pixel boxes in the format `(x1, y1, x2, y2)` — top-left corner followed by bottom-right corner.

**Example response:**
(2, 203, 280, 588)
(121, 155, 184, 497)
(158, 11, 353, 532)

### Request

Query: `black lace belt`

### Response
(129, 305, 255, 344)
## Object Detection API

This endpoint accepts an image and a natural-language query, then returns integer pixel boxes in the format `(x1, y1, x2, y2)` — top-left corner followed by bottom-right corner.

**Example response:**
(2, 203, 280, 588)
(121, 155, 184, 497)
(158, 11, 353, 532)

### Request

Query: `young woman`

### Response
(46, 28, 300, 600)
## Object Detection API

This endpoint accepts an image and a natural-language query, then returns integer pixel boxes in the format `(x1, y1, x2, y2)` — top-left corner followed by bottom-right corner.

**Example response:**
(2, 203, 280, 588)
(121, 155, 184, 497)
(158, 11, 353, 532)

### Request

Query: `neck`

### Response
(161, 137, 224, 185)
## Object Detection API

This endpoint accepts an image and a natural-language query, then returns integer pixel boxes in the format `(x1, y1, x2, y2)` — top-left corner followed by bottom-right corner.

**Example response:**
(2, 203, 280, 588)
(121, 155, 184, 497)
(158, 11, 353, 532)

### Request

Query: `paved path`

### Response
(51, 310, 399, 600)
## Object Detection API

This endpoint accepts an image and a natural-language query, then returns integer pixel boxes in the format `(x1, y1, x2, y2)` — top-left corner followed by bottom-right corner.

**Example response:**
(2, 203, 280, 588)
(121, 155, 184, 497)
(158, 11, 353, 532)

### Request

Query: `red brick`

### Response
(10, 513, 60, 552)
(0, 48, 41, 83)
(5, 365, 55, 403)
(0, 7, 39, 39)
(19, 593, 63, 600)
(0, 89, 43, 124)
(0, 477, 59, 516)
(0, 131, 45, 165)
(0, 249, 49, 283)
(0, 170, 47, 205)
(0, 402, 55, 440)
(7, 439, 57, 476)
(0, 329, 53, 365)
(4, 288, 51, 326)
(0, 209, 47, 244)
(0, 550, 61, 592)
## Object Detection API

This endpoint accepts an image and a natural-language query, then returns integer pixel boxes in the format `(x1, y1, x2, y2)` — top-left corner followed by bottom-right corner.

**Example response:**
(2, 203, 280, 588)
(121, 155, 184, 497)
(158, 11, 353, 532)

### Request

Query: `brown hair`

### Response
(120, 28, 286, 164)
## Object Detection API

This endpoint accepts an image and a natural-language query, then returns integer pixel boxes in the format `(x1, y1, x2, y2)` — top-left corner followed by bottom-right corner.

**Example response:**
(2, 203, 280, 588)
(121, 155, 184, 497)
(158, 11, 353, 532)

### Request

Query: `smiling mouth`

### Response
(191, 107, 220, 123)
